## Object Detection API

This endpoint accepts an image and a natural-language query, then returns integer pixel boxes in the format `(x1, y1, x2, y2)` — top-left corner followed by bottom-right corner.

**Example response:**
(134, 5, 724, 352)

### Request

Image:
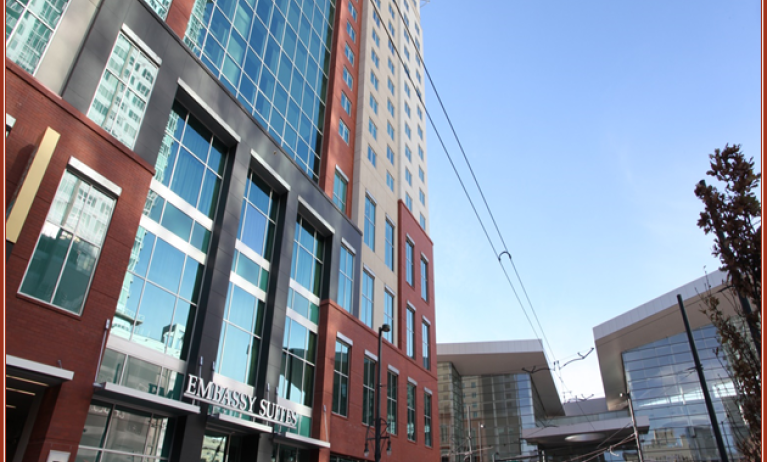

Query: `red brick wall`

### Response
(318, 0, 361, 217)
(313, 297, 439, 462)
(397, 201, 436, 370)
(165, 0, 197, 39)
(5, 60, 154, 462)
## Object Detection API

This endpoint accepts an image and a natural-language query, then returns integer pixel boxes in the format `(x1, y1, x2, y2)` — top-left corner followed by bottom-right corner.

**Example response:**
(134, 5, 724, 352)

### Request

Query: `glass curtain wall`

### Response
(622, 325, 746, 462)
(184, 0, 337, 181)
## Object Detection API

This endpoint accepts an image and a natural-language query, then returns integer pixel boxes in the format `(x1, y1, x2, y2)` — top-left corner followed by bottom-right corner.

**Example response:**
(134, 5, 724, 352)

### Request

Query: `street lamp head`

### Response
(386, 439, 392, 456)
(381, 323, 391, 333)
(364, 443, 369, 457)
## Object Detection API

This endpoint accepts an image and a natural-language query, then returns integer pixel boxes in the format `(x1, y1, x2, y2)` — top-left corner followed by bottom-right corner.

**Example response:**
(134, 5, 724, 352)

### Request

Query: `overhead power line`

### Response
(376, 0, 557, 362)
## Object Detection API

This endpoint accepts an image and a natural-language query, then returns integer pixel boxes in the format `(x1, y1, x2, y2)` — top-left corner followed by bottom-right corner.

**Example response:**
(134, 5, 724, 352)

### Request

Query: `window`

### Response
(347, 21, 356, 42)
(386, 172, 394, 191)
(407, 383, 416, 441)
(403, 29, 410, 44)
(405, 169, 412, 185)
(388, 4, 394, 16)
(361, 271, 374, 327)
(20, 170, 116, 315)
(339, 119, 350, 143)
(422, 322, 430, 369)
(415, 52, 421, 67)
(388, 39, 395, 54)
(113, 103, 223, 358)
(415, 37, 421, 51)
(404, 47, 410, 61)
(387, 21, 395, 36)
(338, 246, 354, 312)
(419, 189, 425, 205)
(369, 94, 379, 114)
(6, 0, 71, 73)
(348, 1, 358, 21)
(363, 357, 376, 425)
(385, 220, 395, 271)
(372, 10, 381, 27)
(405, 124, 411, 139)
(217, 283, 265, 384)
(418, 145, 424, 160)
(371, 49, 380, 68)
(280, 316, 318, 406)
(424, 392, 433, 446)
(367, 145, 377, 167)
(345, 43, 354, 65)
(364, 195, 376, 250)
(405, 146, 412, 161)
(387, 78, 395, 95)
(387, 371, 398, 434)
(405, 240, 414, 285)
(405, 194, 412, 211)
(417, 106, 423, 121)
(87, 33, 159, 149)
(406, 307, 415, 359)
(384, 290, 395, 341)
(403, 63, 410, 77)
(404, 103, 411, 118)
(421, 258, 429, 301)
(404, 84, 411, 98)
(387, 57, 395, 74)
(386, 146, 395, 164)
(76, 401, 173, 461)
(418, 167, 424, 182)
(333, 341, 350, 416)
(387, 122, 395, 140)
(334, 171, 348, 213)
(341, 93, 352, 115)
(403, 14, 410, 28)
(372, 29, 380, 47)
(387, 100, 395, 117)
(417, 125, 423, 140)
(290, 216, 324, 311)
(420, 213, 426, 229)
(368, 119, 378, 140)
(370, 71, 379, 90)
(343, 67, 354, 89)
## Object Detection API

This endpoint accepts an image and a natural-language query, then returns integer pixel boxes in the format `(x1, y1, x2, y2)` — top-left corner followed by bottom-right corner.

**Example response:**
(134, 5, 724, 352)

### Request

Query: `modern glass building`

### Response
(439, 270, 750, 462)
(5, 0, 438, 460)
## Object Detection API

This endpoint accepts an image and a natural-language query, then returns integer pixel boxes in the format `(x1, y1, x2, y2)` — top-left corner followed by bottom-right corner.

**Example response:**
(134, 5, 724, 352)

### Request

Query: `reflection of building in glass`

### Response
(439, 270, 750, 462)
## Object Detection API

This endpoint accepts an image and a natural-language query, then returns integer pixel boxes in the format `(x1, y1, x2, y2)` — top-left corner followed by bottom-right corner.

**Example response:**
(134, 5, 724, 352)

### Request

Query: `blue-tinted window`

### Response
(339, 119, 349, 143)
(367, 145, 377, 167)
(338, 246, 354, 312)
(184, 0, 336, 182)
(369, 94, 378, 114)
(361, 271, 374, 327)
(364, 195, 376, 250)
(386, 172, 394, 191)
(333, 171, 348, 212)
(385, 220, 394, 270)
(387, 146, 394, 164)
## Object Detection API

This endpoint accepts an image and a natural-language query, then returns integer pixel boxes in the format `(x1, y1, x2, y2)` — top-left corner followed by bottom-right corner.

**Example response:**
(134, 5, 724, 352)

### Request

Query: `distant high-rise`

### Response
(5, 0, 438, 460)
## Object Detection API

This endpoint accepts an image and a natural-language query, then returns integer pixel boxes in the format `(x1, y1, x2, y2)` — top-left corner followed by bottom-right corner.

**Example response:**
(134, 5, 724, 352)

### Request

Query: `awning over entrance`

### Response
(272, 431, 331, 449)
(522, 415, 650, 447)
(93, 381, 200, 415)
(208, 412, 274, 434)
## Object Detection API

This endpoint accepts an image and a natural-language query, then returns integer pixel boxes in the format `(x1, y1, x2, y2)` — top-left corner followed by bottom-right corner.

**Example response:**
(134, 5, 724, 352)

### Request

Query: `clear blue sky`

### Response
(420, 1, 762, 400)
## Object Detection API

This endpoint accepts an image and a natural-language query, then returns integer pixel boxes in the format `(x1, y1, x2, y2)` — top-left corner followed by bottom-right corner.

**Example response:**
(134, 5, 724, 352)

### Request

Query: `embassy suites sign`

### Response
(184, 374, 298, 428)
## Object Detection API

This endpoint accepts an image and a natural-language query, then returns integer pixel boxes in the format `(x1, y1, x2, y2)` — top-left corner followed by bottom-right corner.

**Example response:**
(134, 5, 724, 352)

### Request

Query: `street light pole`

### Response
(477, 423, 484, 462)
(374, 323, 391, 462)
(621, 392, 645, 462)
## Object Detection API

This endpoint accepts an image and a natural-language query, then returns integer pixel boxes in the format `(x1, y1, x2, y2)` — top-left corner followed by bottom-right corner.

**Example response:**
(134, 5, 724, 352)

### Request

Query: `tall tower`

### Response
(5, 0, 438, 460)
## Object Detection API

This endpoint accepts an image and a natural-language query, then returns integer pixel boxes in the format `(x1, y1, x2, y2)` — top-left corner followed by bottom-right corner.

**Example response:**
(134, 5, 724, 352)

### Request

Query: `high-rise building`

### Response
(4, 0, 438, 460)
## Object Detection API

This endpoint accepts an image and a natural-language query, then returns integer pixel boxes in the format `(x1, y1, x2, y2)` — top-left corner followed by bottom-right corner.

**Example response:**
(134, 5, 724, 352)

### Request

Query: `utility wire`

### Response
(366, 0, 544, 344)
(386, 0, 557, 362)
